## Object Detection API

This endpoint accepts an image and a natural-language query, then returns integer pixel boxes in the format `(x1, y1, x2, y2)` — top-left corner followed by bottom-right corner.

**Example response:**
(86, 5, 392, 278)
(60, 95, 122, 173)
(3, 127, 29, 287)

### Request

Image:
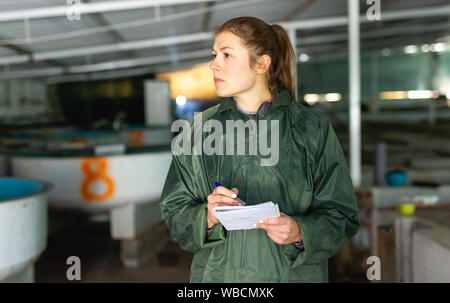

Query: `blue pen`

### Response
(214, 182, 246, 206)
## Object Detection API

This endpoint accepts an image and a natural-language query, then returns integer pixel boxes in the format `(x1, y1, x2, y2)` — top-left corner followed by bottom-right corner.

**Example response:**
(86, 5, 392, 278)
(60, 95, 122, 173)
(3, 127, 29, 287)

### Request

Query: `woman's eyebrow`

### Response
(212, 47, 234, 52)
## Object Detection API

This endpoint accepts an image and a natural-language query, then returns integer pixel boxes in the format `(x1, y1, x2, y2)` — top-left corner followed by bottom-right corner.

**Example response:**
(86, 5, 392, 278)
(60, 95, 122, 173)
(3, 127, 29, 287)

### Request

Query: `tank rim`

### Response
(0, 177, 53, 204)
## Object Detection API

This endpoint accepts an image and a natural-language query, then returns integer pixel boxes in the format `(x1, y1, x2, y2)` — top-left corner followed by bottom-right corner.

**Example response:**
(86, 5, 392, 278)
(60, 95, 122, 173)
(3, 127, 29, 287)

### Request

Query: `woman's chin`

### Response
(214, 88, 232, 98)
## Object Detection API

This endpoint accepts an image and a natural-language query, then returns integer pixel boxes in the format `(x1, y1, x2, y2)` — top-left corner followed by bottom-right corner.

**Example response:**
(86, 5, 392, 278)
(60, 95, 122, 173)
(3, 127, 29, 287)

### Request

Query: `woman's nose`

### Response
(210, 58, 219, 71)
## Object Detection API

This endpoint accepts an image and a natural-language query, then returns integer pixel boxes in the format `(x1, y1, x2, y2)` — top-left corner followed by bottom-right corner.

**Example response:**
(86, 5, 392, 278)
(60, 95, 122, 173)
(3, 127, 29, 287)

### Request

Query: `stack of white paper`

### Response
(213, 201, 280, 231)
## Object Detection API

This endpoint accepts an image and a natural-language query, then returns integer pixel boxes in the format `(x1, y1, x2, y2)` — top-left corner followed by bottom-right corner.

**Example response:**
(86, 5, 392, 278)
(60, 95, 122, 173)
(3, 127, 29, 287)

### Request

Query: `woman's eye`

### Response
(211, 53, 230, 59)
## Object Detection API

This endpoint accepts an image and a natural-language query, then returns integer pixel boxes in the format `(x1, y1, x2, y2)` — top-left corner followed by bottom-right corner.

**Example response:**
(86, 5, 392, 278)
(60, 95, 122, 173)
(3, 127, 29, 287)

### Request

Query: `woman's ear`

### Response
(255, 54, 271, 75)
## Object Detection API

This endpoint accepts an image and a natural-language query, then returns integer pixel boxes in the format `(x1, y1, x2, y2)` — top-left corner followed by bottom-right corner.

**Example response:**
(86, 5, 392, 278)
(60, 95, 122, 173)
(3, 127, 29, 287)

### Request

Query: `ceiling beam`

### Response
(32, 32, 213, 61)
(83, 0, 139, 60)
(46, 66, 155, 84)
(297, 23, 450, 47)
(45, 58, 210, 84)
(0, 31, 213, 64)
(280, 0, 316, 22)
(0, 54, 29, 65)
(0, 49, 211, 79)
(67, 49, 210, 73)
(200, 1, 215, 32)
(279, 4, 450, 30)
(84, 0, 129, 44)
(0, 0, 217, 23)
(0, 34, 68, 68)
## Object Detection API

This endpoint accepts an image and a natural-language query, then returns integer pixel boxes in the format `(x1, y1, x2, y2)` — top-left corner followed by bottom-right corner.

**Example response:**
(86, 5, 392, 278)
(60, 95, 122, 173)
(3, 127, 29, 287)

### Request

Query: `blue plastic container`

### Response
(386, 171, 407, 187)
(0, 178, 48, 202)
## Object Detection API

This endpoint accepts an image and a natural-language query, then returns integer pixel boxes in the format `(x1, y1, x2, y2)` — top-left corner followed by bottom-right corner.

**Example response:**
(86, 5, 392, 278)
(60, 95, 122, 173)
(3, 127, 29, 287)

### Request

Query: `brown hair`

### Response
(215, 16, 297, 100)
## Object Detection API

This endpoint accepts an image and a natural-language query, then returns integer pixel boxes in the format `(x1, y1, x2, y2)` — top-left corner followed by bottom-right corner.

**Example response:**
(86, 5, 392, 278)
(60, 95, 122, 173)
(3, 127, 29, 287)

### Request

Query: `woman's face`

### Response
(210, 31, 258, 97)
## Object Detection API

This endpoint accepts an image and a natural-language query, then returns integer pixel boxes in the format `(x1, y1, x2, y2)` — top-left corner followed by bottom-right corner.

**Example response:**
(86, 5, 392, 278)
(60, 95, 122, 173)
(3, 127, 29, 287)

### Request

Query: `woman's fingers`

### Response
(206, 186, 240, 228)
(255, 216, 287, 231)
(260, 216, 282, 225)
(213, 185, 238, 198)
(207, 193, 239, 205)
(255, 215, 297, 237)
(255, 214, 302, 244)
(266, 231, 286, 244)
(256, 222, 289, 234)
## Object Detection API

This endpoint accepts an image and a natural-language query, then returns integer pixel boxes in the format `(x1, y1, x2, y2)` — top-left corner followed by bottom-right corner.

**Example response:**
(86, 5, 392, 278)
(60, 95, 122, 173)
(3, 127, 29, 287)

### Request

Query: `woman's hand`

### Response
(206, 186, 239, 229)
(255, 212, 302, 245)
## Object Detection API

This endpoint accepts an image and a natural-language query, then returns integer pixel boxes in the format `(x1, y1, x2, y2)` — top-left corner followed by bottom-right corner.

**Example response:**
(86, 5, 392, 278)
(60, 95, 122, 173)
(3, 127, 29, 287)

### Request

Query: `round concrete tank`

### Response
(0, 178, 50, 282)
(11, 148, 172, 214)
(8, 127, 174, 268)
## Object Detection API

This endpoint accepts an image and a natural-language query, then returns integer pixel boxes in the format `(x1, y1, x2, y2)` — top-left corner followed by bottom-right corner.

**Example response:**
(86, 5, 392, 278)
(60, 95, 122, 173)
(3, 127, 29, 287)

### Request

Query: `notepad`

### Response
(213, 201, 280, 231)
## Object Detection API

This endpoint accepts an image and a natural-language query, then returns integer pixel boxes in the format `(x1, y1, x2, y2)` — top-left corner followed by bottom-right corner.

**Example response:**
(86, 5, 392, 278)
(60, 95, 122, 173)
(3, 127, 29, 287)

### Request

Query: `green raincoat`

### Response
(159, 89, 360, 282)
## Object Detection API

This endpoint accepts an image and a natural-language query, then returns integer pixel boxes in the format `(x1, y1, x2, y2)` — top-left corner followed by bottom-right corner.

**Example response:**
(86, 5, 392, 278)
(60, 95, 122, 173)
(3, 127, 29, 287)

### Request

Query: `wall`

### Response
(298, 49, 449, 104)
(0, 79, 49, 122)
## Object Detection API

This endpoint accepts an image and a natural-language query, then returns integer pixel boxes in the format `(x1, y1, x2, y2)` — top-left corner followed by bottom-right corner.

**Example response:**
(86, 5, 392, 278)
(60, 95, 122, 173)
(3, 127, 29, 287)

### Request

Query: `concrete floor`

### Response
(35, 215, 194, 283)
(34, 210, 365, 283)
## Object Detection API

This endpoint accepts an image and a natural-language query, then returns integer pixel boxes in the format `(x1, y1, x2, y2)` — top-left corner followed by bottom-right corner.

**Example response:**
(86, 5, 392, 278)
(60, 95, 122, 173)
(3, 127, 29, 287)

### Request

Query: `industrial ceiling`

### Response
(0, 0, 448, 82)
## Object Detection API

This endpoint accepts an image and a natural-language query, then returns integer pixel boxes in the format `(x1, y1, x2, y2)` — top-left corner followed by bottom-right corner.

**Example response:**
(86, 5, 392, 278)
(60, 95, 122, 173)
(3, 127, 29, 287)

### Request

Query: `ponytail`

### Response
(269, 24, 297, 101)
(215, 17, 297, 100)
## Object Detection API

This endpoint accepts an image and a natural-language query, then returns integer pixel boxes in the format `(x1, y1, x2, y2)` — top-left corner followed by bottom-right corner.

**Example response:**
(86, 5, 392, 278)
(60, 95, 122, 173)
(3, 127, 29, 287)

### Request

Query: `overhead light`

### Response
(382, 48, 391, 56)
(325, 93, 342, 102)
(430, 43, 445, 52)
(407, 90, 439, 99)
(304, 93, 342, 104)
(421, 44, 430, 52)
(380, 91, 407, 100)
(299, 53, 309, 62)
(304, 94, 320, 104)
(176, 95, 187, 106)
(380, 90, 439, 100)
(404, 45, 418, 54)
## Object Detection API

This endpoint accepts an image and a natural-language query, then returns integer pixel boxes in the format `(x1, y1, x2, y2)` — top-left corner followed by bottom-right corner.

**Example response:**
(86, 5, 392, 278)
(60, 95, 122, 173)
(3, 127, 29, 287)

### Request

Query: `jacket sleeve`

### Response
(281, 120, 360, 268)
(159, 151, 227, 253)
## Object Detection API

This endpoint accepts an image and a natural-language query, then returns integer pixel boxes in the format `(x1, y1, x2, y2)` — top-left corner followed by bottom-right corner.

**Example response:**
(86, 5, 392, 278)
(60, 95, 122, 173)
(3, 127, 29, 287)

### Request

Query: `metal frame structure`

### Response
(0, 4, 448, 72)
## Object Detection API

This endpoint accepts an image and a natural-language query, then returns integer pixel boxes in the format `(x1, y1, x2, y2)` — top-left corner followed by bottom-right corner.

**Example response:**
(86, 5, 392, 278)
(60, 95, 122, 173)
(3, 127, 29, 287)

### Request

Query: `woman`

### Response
(159, 16, 360, 283)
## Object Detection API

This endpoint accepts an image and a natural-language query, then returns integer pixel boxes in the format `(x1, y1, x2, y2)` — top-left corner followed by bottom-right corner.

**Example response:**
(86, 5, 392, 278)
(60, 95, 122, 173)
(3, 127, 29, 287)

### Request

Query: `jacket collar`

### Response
(217, 89, 292, 114)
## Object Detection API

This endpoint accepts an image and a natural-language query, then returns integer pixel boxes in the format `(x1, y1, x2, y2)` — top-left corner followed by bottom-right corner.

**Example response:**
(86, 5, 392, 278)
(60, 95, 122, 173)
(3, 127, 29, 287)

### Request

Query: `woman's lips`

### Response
(214, 77, 224, 84)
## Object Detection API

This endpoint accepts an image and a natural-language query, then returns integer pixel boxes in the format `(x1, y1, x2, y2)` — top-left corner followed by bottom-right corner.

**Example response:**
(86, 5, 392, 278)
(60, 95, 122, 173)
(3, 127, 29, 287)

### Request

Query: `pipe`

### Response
(348, 0, 361, 187)
(0, 0, 216, 23)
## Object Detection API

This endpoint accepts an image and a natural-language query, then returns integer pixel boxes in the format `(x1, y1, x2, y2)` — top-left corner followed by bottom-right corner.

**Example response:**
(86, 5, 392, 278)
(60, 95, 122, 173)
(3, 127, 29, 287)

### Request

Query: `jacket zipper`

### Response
(240, 113, 259, 283)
